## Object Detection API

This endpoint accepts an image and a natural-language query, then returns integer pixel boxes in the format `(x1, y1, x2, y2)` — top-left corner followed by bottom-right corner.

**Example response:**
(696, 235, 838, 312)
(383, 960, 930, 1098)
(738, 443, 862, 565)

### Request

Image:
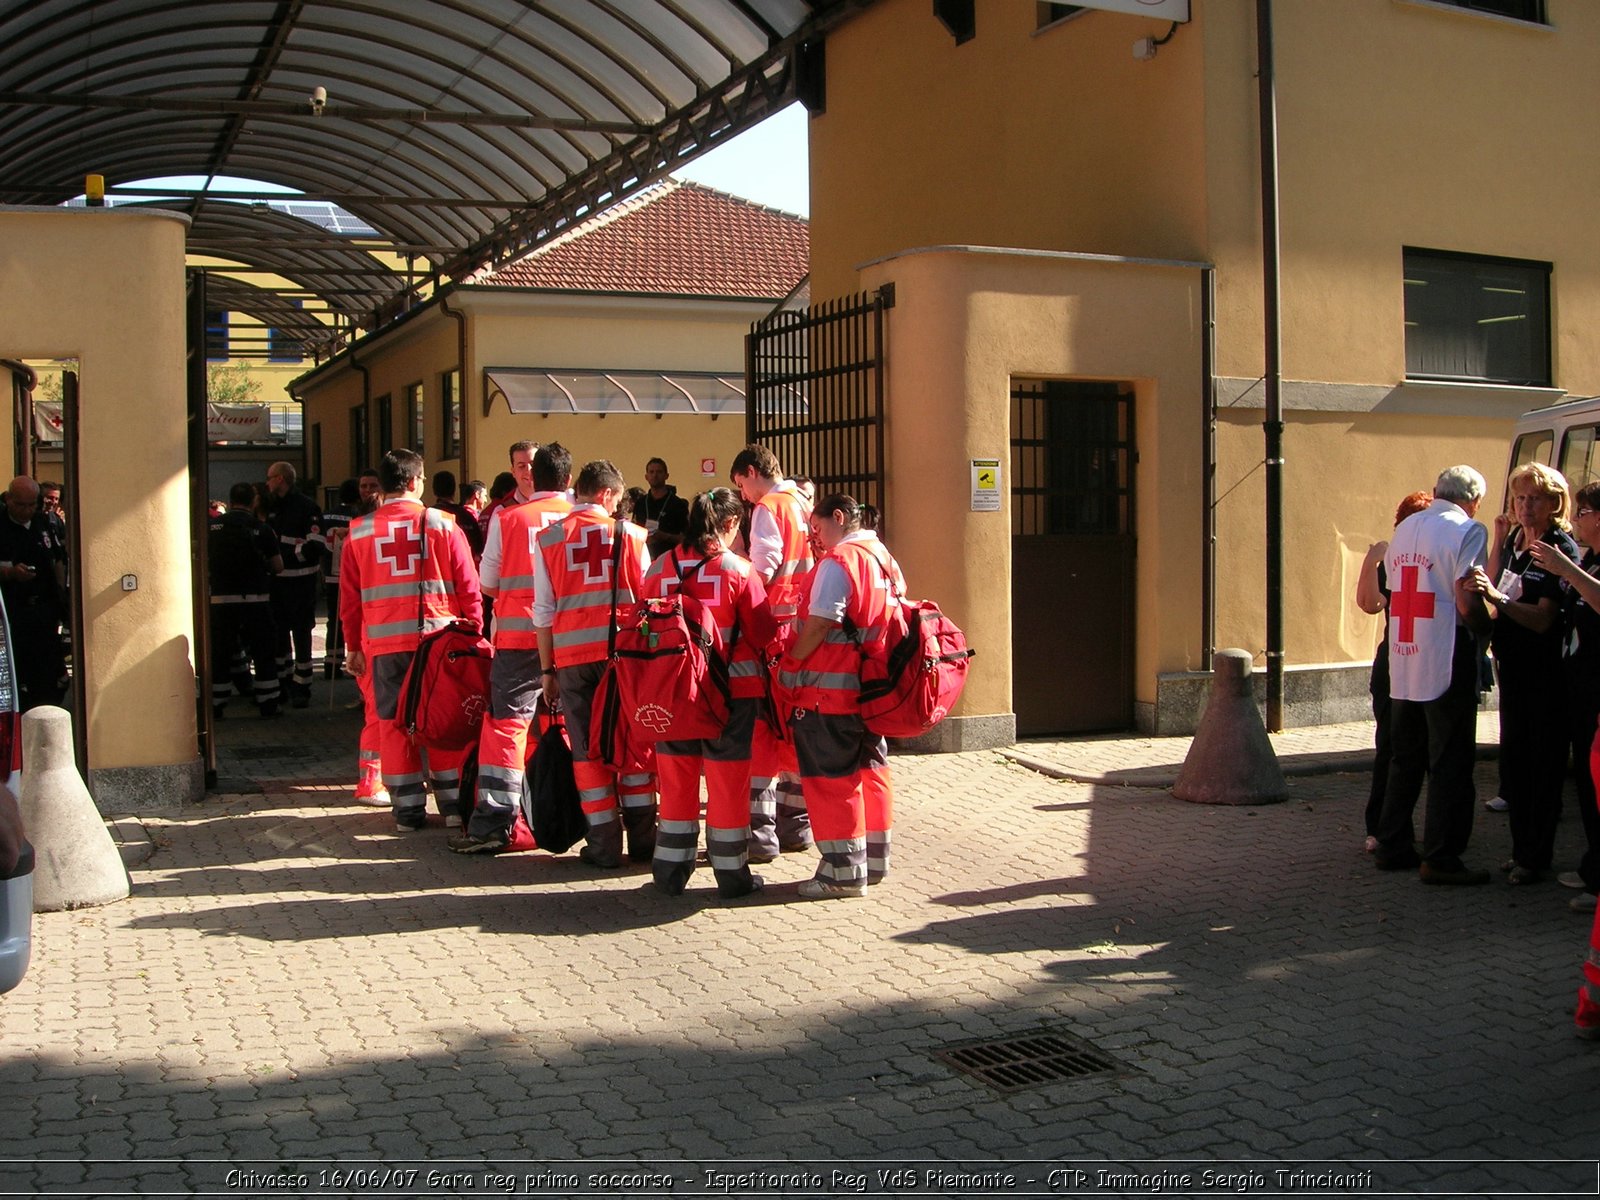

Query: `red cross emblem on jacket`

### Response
(376, 522, 423, 576)
(566, 522, 612, 583)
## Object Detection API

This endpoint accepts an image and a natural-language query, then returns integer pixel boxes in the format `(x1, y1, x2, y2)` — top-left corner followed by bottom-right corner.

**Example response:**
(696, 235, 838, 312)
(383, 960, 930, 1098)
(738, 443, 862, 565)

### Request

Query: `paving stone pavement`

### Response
(2, 678, 1596, 1197)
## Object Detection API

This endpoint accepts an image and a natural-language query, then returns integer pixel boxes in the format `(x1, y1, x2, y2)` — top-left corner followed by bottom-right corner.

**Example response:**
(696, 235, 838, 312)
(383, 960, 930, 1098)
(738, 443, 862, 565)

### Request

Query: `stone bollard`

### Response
(17, 707, 130, 911)
(1172, 649, 1288, 806)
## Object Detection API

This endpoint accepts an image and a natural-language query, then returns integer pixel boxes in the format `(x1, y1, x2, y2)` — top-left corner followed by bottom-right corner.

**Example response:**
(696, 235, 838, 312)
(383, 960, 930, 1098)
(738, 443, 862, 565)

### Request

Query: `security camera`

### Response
(309, 86, 327, 115)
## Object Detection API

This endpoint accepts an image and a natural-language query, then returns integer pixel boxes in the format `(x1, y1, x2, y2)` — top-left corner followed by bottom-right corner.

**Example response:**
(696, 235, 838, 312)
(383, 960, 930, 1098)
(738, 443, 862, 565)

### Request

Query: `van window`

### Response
(1512, 429, 1554, 470)
(1560, 425, 1600, 490)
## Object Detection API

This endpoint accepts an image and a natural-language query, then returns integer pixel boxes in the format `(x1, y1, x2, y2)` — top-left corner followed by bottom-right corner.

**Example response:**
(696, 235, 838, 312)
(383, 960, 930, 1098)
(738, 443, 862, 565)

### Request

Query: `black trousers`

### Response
(1499, 654, 1566, 871)
(1377, 628, 1481, 869)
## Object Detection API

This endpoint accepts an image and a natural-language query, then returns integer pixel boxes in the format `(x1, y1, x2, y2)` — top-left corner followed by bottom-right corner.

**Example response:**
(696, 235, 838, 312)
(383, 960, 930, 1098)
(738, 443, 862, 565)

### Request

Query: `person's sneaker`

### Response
(1559, 871, 1586, 889)
(718, 874, 765, 899)
(779, 838, 815, 854)
(797, 878, 867, 900)
(1484, 795, 1509, 812)
(448, 829, 510, 854)
(352, 788, 390, 808)
(578, 846, 622, 869)
(258, 702, 281, 719)
(394, 811, 427, 832)
(291, 694, 311, 710)
(1571, 892, 1598, 913)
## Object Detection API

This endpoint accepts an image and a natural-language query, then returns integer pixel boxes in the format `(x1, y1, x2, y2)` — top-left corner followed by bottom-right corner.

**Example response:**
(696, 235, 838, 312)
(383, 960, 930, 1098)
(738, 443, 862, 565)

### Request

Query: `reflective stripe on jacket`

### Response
(492, 494, 573, 649)
(339, 498, 482, 657)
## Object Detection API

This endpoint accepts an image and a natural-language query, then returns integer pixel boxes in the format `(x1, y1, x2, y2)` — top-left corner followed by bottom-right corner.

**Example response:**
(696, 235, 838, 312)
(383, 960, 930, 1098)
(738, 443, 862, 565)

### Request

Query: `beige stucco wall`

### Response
(0, 207, 198, 795)
(810, 0, 1584, 711)
(856, 247, 1205, 720)
(810, 0, 1208, 300)
(299, 290, 767, 499)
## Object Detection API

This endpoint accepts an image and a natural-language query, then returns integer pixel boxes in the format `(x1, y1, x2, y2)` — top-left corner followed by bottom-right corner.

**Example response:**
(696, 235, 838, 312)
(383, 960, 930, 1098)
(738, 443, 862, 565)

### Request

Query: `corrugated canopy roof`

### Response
(1, 0, 847, 353)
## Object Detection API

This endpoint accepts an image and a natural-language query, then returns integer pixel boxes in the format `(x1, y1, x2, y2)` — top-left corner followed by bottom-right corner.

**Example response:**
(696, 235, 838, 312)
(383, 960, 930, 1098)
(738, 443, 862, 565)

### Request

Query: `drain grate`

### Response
(933, 1028, 1124, 1094)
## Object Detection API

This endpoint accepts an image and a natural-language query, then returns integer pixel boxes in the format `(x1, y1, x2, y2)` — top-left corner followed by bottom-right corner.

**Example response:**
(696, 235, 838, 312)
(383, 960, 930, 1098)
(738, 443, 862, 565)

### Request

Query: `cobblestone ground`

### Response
(2, 679, 1596, 1196)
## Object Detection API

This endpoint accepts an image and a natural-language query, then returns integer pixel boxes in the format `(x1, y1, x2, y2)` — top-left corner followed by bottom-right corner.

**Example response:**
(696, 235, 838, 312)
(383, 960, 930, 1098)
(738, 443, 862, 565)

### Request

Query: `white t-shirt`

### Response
(1385, 499, 1487, 702)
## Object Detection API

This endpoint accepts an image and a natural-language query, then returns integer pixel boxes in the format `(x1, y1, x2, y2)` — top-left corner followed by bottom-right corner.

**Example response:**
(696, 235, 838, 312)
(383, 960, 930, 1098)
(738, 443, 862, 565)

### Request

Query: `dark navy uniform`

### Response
(0, 513, 67, 711)
(320, 505, 356, 677)
(1493, 525, 1577, 874)
(210, 508, 281, 716)
(266, 489, 324, 706)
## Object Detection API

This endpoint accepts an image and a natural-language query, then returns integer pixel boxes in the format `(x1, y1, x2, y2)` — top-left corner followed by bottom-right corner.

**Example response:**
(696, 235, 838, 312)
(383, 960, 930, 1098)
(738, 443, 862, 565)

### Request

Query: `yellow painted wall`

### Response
(812, 0, 1589, 706)
(299, 291, 766, 502)
(0, 207, 197, 785)
(857, 247, 1205, 716)
(809, 0, 1209, 298)
(1213, 408, 1514, 669)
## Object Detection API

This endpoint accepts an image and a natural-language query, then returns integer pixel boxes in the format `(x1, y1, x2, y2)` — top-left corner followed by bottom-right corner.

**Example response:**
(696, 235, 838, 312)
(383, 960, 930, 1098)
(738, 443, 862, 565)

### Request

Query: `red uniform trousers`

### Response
(788, 709, 895, 887)
(469, 648, 543, 842)
(355, 662, 383, 800)
(653, 698, 761, 898)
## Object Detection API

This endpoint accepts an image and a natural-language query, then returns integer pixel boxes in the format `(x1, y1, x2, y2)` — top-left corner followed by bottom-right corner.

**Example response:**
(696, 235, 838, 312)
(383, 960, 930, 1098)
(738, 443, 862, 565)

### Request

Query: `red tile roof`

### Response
(481, 180, 808, 300)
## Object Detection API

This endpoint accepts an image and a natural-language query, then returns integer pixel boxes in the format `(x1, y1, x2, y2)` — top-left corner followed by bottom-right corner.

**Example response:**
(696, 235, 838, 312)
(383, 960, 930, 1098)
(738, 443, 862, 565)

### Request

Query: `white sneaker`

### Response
(1559, 870, 1585, 890)
(1484, 796, 1509, 812)
(797, 878, 866, 900)
(1571, 892, 1598, 913)
(352, 788, 390, 808)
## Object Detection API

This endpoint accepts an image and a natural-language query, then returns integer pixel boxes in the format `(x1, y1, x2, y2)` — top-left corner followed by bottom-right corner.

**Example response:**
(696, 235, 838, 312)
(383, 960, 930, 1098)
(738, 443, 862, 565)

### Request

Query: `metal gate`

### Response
(745, 285, 892, 517)
(1011, 379, 1136, 735)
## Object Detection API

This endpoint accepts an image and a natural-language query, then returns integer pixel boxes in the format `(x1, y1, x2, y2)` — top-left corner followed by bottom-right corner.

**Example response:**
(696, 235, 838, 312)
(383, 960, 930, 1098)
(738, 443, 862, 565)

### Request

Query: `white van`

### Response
(1508, 394, 1600, 501)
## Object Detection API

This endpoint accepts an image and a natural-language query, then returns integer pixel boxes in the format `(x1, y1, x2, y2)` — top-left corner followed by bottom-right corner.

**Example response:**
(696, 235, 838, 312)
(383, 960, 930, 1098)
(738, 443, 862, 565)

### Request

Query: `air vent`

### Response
(934, 1028, 1125, 1094)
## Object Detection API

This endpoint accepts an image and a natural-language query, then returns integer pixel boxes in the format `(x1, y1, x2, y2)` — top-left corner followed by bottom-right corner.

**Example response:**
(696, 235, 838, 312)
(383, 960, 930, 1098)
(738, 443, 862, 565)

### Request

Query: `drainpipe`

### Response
(1257, 0, 1285, 731)
(1201, 268, 1217, 671)
(438, 290, 468, 473)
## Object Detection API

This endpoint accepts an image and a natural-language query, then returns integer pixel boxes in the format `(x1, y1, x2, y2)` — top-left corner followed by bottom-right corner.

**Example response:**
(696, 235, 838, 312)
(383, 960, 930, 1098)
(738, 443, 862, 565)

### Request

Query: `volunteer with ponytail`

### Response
(778, 493, 903, 899)
(642, 488, 776, 898)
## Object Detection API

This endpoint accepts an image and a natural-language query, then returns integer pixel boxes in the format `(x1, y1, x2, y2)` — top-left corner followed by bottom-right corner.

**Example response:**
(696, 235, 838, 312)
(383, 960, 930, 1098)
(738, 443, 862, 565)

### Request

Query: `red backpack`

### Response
(399, 619, 493, 750)
(854, 553, 975, 739)
(611, 554, 732, 741)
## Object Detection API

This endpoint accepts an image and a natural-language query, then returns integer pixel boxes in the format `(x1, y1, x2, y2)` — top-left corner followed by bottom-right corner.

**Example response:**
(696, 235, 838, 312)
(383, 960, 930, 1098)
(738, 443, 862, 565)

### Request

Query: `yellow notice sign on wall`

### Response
(971, 458, 1001, 512)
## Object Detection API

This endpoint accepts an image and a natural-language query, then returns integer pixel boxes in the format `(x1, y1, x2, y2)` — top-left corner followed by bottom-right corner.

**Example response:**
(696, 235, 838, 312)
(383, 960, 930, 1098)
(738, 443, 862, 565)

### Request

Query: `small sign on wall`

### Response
(971, 458, 1001, 512)
(700, 457, 717, 477)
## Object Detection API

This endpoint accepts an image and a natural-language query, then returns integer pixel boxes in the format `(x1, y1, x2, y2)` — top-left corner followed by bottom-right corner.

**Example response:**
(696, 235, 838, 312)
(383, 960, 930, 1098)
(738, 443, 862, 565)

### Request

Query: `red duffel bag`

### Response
(398, 619, 493, 751)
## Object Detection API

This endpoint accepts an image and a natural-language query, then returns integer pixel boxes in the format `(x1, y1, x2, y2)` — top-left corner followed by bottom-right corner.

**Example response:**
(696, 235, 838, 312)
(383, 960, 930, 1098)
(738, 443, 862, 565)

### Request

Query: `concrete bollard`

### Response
(17, 707, 130, 911)
(1172, 649, 1288, 806)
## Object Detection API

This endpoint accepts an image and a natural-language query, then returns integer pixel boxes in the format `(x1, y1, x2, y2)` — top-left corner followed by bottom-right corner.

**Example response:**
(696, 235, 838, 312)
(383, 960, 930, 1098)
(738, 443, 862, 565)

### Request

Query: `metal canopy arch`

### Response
(0, 0, 849, 351)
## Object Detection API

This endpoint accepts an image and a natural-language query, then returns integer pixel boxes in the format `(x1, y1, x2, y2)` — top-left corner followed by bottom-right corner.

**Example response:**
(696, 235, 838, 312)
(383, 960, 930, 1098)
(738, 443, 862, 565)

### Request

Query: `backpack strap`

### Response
(605, 518, 625, 660)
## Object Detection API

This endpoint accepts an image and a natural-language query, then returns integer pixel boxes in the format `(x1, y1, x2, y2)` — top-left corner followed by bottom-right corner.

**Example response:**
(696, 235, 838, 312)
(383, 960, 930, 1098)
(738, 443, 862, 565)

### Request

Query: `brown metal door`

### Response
(1011, 380, 1135, 735)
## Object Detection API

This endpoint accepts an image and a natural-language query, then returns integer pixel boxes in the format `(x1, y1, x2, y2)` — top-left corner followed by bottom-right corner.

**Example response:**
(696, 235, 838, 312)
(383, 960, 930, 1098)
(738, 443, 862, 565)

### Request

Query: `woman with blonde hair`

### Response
(1469, 461, 1577, 883)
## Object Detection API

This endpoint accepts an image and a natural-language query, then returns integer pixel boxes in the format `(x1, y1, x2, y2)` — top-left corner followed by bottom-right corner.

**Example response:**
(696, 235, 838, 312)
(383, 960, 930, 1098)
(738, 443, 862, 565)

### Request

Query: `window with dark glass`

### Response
(442, 369, 462, 458)
(1431, 0, 1545, 23)
(205, 309, 229, 361)
(407, 382, 424, 459)
(1403, 248, 1551, 387)
(268, 301, 304, 362)
(1036, 3, 1084, 29)
(376, 393, 392, 455)
(350, 406, 368, 476)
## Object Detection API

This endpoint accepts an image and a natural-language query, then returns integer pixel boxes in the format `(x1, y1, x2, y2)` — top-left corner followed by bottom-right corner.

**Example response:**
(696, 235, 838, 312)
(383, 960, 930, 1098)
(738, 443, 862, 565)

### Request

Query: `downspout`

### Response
(1202, 268, 1217, 671)
(1257, 0, 1285, 731)
(438, 289, 468, 471)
